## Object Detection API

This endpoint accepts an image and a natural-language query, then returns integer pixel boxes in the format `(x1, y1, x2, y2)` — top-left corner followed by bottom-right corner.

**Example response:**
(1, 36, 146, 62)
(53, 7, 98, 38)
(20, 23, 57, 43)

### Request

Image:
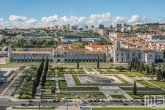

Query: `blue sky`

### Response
(0, 0, 165, 28)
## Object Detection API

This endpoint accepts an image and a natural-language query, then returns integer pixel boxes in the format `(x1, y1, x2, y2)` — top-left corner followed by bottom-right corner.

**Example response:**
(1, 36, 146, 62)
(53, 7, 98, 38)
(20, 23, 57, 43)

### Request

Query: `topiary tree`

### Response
(97, 56, 100, 69)
(133, 81, 137, 95)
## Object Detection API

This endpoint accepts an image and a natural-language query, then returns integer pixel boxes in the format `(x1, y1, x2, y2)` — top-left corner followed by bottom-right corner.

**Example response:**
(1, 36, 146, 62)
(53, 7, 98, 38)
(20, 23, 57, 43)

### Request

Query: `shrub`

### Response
(20, 66, 26, 71)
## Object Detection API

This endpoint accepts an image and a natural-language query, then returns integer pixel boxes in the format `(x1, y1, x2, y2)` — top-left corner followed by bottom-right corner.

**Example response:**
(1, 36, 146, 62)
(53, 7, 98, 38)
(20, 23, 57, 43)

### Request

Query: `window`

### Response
(122, 53, 123, 56)
(156, 55, 158, 57)
(133, 53, 134, 56)
(138, 53, 140, 59)
(150, 55, 152, 57)
(127, 53, 129, 59)
(159, 55, 160, 57)
(117, 54, 118, 56)
(122, 58, 123, 61)
(117, 58, 118, 61)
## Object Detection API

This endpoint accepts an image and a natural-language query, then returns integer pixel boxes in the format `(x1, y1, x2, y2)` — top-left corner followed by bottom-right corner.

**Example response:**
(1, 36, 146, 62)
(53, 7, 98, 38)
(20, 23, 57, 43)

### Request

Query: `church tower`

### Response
(114, 40, 121, 63)
(114, 40, 120, 51)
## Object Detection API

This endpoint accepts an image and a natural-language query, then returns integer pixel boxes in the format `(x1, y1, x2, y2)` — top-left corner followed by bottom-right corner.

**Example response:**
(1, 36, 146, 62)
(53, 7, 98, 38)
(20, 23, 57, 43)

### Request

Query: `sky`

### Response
(0, 0, 165, 28)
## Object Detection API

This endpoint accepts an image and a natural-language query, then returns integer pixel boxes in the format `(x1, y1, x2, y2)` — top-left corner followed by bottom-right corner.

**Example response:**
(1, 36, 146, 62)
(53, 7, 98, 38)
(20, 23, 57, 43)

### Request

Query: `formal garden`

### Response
(10, 57, 165, 100)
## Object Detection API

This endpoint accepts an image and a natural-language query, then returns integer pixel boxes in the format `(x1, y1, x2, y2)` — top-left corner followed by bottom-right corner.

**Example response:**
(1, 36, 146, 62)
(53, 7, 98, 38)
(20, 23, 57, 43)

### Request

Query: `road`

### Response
(0, 100, 144, 107)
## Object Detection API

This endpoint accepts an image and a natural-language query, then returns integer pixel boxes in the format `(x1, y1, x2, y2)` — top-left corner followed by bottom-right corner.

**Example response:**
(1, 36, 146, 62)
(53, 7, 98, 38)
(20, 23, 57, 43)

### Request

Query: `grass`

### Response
(149, 80, 165, 88)
(86, 68, 94, 72)
(73, 75, 81, 85)
(67, 69, 76, 74)
(114, 75, 130, 84)
(78, 93, 107, 99)
(97, 69, 106, 74)
(123, 72, 135, 77)
(41, 93, 75, 99)
(130, 94, 145, 99)
(46, 72, 55, 77)
(77, 69, 85, 74)
(57, 69, 84, 77)
(41, 93, 106, 99)
(137, 80, 158, 88)
(73, 75, 131, 86)
(92, 108, 162, 110)
(0, 62, 127, 68)
(59, 80, 99, 91)
(131, 71, 144, 77)
(19, 93, 33, 99)
(111, 95, 126, 99)
(43, 80, 55, 89)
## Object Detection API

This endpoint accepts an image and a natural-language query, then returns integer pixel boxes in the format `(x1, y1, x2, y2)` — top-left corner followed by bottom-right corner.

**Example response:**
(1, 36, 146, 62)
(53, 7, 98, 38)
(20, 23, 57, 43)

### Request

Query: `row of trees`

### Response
(31, 58, 44, 98)
(76, 56, 100, 69)
(128, 58, 165, 81)
(41, 57, 49, 87)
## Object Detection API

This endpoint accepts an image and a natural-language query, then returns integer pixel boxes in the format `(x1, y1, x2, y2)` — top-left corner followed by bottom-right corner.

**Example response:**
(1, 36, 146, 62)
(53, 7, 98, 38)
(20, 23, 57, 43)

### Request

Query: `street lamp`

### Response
(66, 77, 68, 110)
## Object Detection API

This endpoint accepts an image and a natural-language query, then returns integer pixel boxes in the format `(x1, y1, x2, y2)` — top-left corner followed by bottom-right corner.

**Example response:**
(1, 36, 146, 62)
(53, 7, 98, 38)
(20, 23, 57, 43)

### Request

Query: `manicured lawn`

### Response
(59, 80, 66, 89)
(137, 80, 158, 88)
(86, 68, 94, 72)
(90, 93, 107, 99)
(77, 69, 85, 74)
(66, 69, 76, 74)
(78, 93, 107, 99)
(41, 93, 75, 99)
(93, 108, 161, 110)
(97, 69, 106, 74)
(43, 80, 55, 89)
(123, 72, 135, 77)
(149, 80, 165, 88)
(46, 72, 54, 77)
(57, 69, 84, 77)
(1, 62, 127, 68)
(115, 75, 130, 84)
(130, 95, 145, 99)
(59, 80, 99, 91)
(111, 95, 126, 99)
(19, 93, 33, 99)
(73, 75, 81, 85)
(131, 71, 144, 77)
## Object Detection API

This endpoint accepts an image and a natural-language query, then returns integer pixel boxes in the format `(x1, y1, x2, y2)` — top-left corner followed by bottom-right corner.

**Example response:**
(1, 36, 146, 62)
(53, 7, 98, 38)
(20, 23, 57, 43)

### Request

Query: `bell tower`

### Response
(114, 40, 120, 50)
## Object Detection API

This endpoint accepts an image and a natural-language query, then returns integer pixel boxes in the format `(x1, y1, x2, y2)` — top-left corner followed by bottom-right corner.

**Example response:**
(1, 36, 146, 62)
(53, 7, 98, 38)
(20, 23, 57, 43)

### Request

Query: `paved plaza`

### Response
(78, 75, 123, 84)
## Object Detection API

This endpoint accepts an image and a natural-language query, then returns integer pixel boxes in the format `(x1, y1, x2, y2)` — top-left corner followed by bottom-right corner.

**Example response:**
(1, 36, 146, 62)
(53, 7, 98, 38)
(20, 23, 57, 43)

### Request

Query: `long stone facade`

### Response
(8, 41, 163, 64)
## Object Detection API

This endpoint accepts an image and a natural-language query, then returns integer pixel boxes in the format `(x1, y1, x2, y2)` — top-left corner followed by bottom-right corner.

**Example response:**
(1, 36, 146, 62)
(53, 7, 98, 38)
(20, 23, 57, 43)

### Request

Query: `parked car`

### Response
(29, 100, 33, 103)
(21, 103, 26, 106)
(28, 103, 33, 106)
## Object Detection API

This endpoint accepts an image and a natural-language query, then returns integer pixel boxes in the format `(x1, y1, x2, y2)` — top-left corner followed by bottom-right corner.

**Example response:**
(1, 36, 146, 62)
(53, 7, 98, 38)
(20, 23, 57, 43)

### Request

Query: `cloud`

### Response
(41, 15, 58, 22)
(127, 15, 147, 24)
(0, 13, 150, 29)
(0, 18, 4, 22)
(87, 12, 111, 25)
(113, 16, 126, 24)
(9, 15, 28, 21)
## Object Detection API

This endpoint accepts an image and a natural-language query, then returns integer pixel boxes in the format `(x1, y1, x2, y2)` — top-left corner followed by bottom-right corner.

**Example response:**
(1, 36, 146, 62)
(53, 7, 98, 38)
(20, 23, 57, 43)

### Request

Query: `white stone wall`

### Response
(145, 53, 155, 64)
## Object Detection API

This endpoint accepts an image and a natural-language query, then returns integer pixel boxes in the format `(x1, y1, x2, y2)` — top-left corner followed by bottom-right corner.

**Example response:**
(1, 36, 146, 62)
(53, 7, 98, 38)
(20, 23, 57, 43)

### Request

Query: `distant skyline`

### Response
(0, 0, 165, 28)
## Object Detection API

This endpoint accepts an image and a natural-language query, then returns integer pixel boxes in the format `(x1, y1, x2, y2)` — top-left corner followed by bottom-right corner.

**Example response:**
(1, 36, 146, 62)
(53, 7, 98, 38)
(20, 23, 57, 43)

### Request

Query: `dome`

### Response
(2, 46, 8, 51)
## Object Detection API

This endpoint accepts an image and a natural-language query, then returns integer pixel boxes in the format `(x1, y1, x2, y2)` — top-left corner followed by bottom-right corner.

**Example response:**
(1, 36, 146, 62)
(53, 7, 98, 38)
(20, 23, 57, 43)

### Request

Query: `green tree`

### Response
(133, 81, 137, 95)
(139, 63, 143, 73)
(145, 65, 149, 76)
(157, 69, 162, 81)
(97, 56, 100, 69)
(77, 58, 79, 69)
(31, 80, 36, 98)
(151, 63, 155, 74)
